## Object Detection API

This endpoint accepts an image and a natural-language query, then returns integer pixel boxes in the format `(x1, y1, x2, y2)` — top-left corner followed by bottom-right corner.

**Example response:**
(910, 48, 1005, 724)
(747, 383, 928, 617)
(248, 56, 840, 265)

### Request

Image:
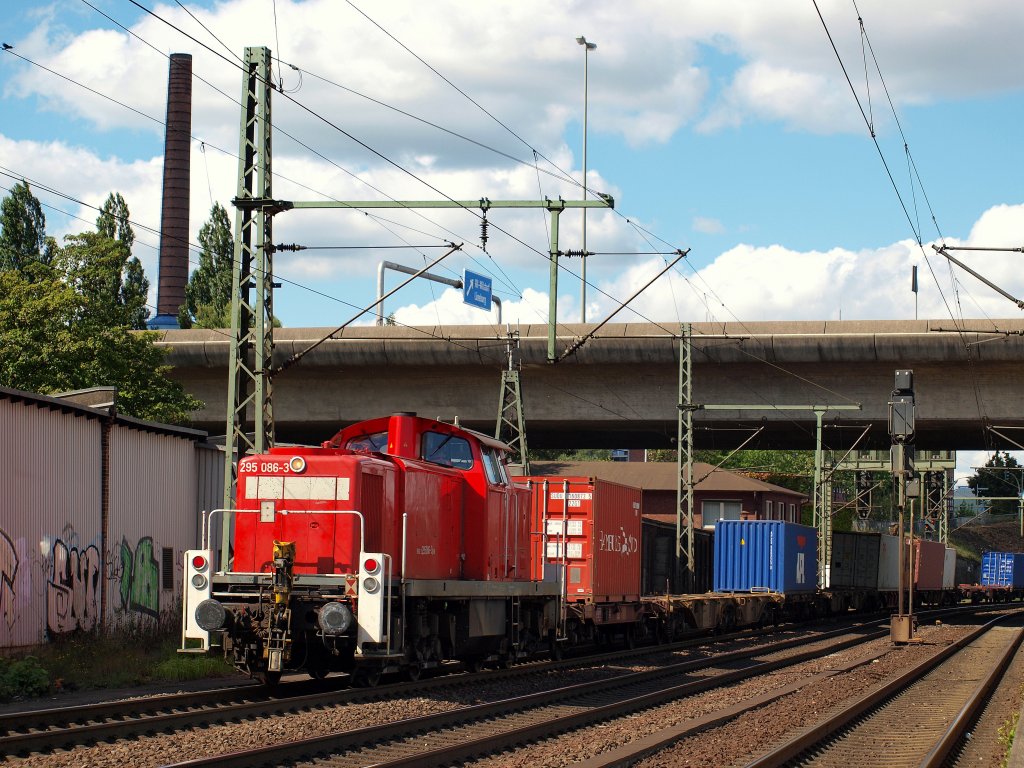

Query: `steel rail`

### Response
(0, 607, 978, 758)
(0, 620, 801, 757)
(919, 622, 1024, 767)
(162, 624, 891, 768)
(739, 611, 1023, 768)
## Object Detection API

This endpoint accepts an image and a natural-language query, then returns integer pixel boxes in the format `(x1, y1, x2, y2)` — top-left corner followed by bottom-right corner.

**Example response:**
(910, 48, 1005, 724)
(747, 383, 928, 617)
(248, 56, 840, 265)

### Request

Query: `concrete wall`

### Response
(157, 320, 1024, 450)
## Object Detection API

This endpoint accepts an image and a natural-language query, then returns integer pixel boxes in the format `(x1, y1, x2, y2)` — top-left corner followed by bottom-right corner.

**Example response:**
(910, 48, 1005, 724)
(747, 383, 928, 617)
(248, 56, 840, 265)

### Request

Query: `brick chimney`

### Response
(149, 53, 192, 329)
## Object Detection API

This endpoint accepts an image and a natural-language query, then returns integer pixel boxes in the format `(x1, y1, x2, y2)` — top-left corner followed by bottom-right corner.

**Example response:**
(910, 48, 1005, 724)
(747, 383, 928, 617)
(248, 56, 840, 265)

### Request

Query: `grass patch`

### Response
(1, 630, 236, 702)
(0, 657, 50, 701)
(999, 709, 1019, 768)
(151, 651, 236, 682)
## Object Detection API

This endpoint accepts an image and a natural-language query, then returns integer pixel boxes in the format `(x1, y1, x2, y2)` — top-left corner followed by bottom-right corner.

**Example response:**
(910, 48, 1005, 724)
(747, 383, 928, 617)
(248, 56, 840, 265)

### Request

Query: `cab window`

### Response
(482, 449, 506, 485)
(422, 431, 474, 470)
(346, 431, 388, 452)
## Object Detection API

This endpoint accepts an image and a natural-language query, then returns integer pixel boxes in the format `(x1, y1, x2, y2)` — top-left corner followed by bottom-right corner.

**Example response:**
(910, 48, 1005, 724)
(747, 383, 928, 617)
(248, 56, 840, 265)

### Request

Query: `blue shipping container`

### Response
(714, 520, 817, 594)
(981, 551, 1024, 588)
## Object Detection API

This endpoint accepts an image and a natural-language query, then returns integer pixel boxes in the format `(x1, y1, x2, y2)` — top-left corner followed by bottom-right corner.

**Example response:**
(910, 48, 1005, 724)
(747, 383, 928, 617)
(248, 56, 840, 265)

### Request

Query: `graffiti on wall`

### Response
(118, 536, 160, 618)
(0, 530, 18, 631)
(47, 532, 102, 636)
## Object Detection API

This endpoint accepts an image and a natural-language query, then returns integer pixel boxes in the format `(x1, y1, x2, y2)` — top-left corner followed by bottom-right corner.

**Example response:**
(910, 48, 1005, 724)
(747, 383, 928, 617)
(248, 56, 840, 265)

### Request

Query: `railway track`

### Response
(3, 607, 1004, 766)
(740, 613, 1024, 768)
(0, 621, 808, 758)
(156, 622, 893, 767)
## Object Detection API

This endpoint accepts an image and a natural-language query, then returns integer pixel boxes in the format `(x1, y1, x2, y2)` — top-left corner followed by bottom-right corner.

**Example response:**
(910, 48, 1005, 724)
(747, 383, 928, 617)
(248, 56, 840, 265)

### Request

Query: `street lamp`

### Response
(576, 35, 596, 323)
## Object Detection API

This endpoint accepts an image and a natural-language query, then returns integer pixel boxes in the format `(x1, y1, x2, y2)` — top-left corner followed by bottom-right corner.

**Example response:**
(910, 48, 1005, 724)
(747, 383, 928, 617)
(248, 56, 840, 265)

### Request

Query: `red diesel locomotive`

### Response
(181, 413, 561, 684)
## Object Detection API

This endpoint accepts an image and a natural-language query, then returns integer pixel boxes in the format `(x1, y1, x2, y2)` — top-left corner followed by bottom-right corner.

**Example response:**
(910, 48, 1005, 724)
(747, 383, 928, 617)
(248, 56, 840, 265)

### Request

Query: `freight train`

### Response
(180, 412, 967, 685)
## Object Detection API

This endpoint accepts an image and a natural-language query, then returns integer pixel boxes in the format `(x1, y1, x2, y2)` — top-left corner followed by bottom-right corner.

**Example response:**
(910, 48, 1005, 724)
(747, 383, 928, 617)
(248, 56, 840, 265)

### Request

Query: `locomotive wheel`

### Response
(308, 666, 329, 680)
(405, 664, 422, 682)
(463, 658, 483, 673)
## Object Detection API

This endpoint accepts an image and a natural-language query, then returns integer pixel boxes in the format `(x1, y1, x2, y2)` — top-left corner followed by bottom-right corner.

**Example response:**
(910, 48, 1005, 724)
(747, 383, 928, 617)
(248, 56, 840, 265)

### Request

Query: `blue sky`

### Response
(3, 1, 1024, 478)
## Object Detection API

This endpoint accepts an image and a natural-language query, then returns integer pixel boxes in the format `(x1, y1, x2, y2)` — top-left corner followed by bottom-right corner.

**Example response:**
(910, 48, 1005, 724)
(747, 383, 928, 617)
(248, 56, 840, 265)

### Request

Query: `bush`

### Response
(0, 656, 50, 701)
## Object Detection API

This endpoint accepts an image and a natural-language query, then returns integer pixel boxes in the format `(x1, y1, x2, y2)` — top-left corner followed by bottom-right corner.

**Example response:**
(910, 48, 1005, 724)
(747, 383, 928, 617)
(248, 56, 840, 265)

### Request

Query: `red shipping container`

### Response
(911, 538, 945, 591)
(523, 477, 642, 603)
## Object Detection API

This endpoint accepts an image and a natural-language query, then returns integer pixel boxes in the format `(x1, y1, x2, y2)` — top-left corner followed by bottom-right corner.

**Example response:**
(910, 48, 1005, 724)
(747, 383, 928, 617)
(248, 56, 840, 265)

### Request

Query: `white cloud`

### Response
(697, 61, 862, 134)
(4, 2, 1024, 330)
(577, 202, 1024, 325)
(692, 216, 724, 235)
(389, 286, 552, 328)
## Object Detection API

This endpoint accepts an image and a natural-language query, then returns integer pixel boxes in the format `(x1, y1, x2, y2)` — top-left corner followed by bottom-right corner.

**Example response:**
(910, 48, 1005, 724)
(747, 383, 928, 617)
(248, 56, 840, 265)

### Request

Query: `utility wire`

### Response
(14, 5, 872, 439)
(74, 0, 525, 301)
(816, 0, 993, 448)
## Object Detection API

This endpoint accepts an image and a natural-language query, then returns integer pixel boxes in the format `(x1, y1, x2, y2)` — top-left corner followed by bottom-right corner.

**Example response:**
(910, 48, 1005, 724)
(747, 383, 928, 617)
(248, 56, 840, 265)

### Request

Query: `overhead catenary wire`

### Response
(101, 1, 702, 349)
(0, 169, 504, 356)
(815, 0, 996, 450)
(0, 164, 653, 429)
(101, 0, 700, 348)
(314, 2, 860, 438)
(12, 4, 884, 444)
(72, 0, 527, 303)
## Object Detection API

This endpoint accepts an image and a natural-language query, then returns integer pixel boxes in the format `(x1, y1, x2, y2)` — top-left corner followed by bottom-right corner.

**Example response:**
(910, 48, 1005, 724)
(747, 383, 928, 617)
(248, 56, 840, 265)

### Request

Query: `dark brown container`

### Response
(641, 518, 713, 595)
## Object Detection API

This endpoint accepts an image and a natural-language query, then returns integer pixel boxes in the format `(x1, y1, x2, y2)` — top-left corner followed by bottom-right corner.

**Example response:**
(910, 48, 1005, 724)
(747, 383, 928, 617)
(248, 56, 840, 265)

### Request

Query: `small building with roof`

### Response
(524, 460, 807, 529)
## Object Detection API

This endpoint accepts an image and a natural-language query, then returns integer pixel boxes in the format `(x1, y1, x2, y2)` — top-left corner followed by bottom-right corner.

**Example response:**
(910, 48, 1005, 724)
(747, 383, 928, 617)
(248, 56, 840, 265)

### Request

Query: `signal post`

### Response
(890, 369, 918, 644)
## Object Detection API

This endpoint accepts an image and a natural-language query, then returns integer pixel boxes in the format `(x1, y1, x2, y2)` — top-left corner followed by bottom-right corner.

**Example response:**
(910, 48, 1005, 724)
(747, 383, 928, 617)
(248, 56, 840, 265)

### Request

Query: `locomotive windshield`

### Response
(346, 431, 388, 452)
(422, 431, 474, 469)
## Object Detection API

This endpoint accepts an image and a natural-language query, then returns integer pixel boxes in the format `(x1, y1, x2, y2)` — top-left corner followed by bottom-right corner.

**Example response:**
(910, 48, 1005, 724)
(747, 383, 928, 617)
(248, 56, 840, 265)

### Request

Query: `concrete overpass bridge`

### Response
(157, 319, 1024, 452)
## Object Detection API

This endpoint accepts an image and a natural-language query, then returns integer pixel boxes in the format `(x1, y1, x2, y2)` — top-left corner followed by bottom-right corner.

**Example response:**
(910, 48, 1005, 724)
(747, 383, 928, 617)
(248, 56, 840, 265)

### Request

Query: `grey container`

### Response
(829, 531, 881, 590)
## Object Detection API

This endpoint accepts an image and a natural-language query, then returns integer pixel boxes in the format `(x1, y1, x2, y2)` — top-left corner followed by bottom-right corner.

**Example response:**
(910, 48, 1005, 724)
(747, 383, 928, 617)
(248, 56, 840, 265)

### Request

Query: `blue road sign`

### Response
(462, 269, 492, 311)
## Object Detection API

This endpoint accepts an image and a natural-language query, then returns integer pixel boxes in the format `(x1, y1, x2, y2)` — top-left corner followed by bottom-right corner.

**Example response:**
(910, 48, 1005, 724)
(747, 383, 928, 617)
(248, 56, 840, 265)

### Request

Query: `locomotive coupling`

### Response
(273, 541, 296, 605)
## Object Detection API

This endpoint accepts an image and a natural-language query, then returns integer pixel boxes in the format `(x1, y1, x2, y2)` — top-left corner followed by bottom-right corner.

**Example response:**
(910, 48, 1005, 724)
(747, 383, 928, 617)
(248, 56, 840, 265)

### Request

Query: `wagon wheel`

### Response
(352, 668, 382, 687)
(405, 664, 422, 682)
(548, 639, 563, 661)
(261, 670, 282, 687)
(307, 666, 329, 680)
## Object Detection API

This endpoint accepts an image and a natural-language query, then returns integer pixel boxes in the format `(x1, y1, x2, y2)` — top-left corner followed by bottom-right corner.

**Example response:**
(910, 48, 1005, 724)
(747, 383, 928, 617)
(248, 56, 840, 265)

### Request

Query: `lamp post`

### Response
(576, 35, 596, 323)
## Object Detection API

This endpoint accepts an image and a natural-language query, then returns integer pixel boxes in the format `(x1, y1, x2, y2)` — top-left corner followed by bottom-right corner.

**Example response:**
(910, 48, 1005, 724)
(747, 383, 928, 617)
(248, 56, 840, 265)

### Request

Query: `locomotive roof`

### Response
(327, 413, 513, 453)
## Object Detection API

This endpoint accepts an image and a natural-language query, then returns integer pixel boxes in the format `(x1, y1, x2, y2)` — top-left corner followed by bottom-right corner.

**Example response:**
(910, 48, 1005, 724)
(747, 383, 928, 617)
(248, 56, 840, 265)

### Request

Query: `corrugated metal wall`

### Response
(195, 443, 225, 558)
(1, 392, 211, 649)
(0, 399, 103, 648)
(106, 425, 197, 633)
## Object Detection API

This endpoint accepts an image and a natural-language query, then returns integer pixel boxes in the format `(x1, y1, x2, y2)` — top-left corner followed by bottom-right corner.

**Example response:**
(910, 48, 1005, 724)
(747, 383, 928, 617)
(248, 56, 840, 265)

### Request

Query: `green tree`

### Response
(0, 181, 56, 274)
(528, 448, 613, 461)
(94, 193, 149, 329)
(96, 192, 135, 249)
(967, 451, 1022, 516)
(0, 266, 201, 423)
(59, 232, 149, 329)
(0, 241, 201, 424)
(179, 202, 233, 329)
